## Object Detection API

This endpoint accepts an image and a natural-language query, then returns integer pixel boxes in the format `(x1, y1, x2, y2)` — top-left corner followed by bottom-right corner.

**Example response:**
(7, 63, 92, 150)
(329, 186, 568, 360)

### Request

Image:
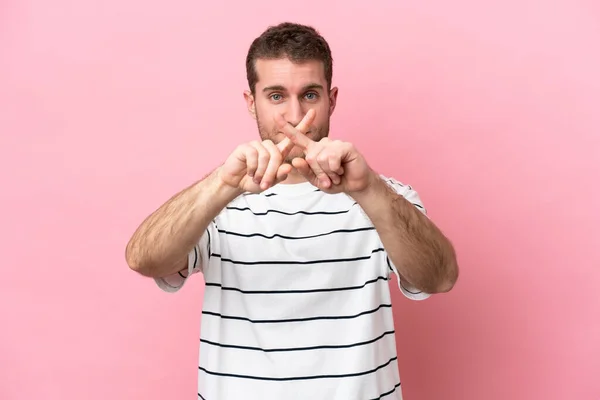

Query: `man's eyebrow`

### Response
(262, 83, 325, 93)
(262, 85, 286, 93)
(303, 83, 324, 91)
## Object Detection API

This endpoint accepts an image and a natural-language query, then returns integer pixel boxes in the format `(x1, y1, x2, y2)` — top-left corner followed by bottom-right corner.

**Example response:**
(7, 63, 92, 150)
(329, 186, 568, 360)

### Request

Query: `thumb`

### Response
(274, 163, 293, 183)
(293, 158, 332, 189)
(291, 158, 320, 187)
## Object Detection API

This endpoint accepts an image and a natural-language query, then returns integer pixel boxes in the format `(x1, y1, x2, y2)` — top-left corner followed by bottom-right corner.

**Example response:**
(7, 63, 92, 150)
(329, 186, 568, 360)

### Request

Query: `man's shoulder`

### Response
(378, 174, 409, 189)
(377, 174, 427, 213)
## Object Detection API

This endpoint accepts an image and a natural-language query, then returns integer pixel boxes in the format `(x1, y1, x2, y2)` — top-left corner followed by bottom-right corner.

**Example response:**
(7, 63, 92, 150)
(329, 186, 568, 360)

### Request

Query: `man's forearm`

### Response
(351, 173, 459, 293)
(125, 167, 242, 278)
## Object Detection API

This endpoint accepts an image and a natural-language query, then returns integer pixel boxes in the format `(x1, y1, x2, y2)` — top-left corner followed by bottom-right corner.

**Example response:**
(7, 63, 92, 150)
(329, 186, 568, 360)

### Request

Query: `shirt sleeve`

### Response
(153, 221, 218, 293)
(380, 176, 432, 301)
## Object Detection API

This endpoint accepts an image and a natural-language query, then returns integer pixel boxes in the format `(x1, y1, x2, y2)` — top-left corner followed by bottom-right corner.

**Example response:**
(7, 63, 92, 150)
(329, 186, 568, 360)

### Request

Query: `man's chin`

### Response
(284, 151, 305, 164)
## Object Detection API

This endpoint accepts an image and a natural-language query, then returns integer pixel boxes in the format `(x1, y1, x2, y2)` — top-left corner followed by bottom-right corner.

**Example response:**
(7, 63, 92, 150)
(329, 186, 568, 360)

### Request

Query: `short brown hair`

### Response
(245, 22, 333, 94)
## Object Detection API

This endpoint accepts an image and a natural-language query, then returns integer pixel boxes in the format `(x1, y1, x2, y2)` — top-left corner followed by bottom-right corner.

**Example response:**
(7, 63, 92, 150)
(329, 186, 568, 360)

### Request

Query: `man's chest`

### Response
(205, 196, 387, 291)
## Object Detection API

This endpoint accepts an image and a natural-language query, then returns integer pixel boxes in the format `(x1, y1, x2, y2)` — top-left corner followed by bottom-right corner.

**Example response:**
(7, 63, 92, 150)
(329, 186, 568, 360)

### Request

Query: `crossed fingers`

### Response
(275, 110, 347, 189)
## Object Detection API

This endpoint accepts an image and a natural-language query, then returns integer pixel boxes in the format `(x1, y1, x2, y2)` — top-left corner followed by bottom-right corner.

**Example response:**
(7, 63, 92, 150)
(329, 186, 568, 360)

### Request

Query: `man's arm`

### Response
(272, 117, 459, 294)
(124, 124, 304, 279)
(125, 168, 242, 278)
(351, 173, 459, 294)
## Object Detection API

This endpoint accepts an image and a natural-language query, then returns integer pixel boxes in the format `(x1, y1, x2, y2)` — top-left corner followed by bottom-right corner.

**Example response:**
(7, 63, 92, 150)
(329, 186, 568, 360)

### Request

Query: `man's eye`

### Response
(305, 93, 318, 100)
(270, 94, 282, 101)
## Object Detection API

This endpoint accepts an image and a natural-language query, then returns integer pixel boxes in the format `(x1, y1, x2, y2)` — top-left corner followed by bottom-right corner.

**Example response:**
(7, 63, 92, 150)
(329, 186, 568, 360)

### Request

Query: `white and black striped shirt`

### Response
(155, 175, 431, 400)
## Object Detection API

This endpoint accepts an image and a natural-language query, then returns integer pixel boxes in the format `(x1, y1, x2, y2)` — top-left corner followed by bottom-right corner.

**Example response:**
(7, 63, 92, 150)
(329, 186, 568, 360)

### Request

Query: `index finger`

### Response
(295, 108, 316, 133)
(275, 113, 314, 150)
(276, 136, 295, 158)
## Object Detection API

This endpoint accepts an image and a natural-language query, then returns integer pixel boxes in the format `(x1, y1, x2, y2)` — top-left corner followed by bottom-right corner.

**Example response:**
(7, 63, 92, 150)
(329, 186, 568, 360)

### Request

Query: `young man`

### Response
(126, 22, 458, 400)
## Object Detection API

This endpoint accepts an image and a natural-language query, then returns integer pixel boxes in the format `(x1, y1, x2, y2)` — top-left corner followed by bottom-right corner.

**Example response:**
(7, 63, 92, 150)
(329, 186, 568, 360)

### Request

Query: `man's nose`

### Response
(286, 99, 304, 128)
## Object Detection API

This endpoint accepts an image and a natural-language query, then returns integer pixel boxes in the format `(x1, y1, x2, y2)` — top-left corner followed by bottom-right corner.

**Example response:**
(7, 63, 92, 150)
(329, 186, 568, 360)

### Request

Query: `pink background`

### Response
(1, 1, 599, 399)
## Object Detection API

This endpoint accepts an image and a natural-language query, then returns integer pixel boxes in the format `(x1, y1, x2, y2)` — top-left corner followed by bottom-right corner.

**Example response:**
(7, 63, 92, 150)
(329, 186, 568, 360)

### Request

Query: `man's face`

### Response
(244, 57, 338, 162)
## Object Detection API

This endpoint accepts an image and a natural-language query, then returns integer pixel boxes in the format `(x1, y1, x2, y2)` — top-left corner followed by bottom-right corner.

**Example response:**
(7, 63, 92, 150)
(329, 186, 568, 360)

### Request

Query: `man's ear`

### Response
(328, 86, 339, 117)
(243, 90, 257, 119)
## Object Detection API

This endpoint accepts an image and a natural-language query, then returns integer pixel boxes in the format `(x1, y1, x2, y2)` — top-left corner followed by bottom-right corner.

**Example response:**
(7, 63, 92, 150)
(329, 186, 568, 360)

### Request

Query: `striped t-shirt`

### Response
(155, 175, 431, 400)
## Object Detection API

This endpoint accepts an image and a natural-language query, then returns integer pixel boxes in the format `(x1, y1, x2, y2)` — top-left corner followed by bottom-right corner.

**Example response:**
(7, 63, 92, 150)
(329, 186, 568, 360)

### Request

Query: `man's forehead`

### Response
(254, 58, 326, 91)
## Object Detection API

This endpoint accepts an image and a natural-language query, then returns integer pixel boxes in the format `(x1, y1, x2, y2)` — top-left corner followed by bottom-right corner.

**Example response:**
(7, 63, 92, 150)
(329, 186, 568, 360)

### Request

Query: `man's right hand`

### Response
(218, 109, 316, 193)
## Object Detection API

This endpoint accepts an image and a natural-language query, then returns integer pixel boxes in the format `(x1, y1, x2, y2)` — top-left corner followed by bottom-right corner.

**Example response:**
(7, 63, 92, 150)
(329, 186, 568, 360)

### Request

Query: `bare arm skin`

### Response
(351, 173, 459, 294)
(125, 169, 242, 278)
(275, 116, 459, 294)
(125, 112, 315, 278)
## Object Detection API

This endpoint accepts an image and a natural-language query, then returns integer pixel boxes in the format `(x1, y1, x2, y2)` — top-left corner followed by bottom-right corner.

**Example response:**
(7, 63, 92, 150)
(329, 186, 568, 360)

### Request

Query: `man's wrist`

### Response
(190, 167, 243, 211)
(346, 169, 383, 203)
(213, 166, 245, 199)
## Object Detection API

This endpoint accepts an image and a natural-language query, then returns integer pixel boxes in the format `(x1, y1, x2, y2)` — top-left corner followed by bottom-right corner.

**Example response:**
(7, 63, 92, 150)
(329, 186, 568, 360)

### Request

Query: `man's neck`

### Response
(280, 168, 307, 185)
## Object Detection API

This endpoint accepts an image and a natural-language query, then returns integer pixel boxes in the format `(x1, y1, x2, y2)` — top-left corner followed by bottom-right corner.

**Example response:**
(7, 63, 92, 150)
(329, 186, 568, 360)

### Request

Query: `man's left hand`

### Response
(275, 111, 376, 194)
